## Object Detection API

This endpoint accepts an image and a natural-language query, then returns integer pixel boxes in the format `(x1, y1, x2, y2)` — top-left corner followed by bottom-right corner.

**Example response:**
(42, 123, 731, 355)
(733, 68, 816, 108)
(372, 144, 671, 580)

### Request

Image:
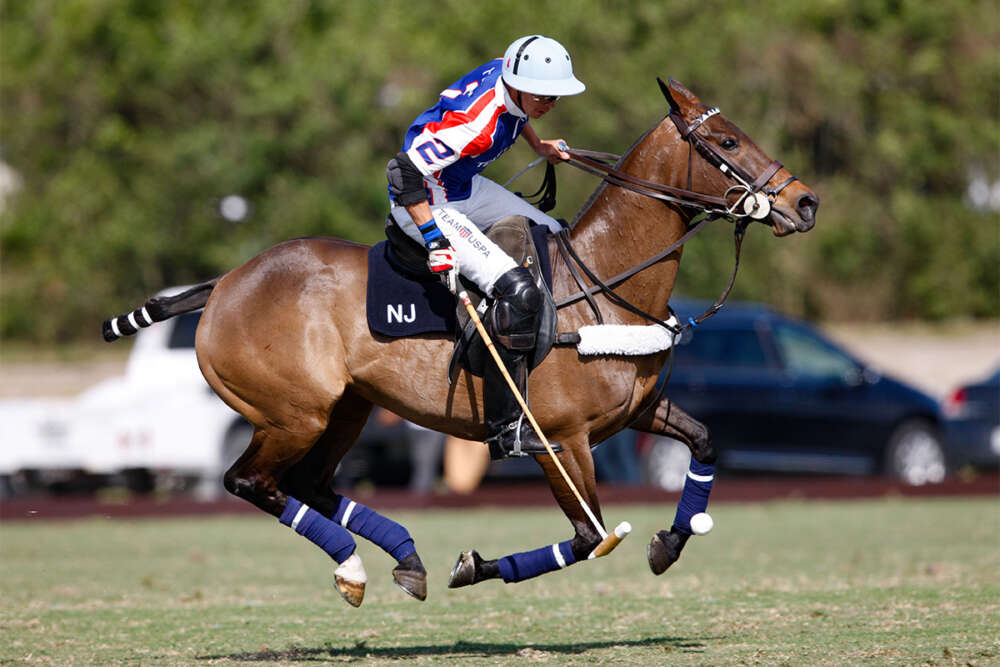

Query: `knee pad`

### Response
(490, 267, 541, 350)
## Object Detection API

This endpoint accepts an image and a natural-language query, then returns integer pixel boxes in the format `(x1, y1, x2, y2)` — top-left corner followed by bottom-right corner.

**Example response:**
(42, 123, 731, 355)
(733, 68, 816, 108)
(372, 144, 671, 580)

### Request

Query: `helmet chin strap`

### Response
(505, 83, 527, 116)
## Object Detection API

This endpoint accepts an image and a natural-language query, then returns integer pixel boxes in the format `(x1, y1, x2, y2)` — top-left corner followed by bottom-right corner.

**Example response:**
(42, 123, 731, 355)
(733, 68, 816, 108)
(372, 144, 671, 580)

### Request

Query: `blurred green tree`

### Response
(1, 0, 997, 343)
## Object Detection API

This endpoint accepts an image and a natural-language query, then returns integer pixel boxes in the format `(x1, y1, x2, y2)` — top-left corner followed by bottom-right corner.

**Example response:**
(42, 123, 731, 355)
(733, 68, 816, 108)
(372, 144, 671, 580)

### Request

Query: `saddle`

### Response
(384, 215, 558, 382)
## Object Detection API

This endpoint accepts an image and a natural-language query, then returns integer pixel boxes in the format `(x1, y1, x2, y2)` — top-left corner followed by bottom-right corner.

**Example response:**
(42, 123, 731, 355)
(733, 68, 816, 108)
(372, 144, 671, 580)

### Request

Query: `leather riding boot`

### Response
(483, 343, 562, 459)
(484, 267, 562, 460)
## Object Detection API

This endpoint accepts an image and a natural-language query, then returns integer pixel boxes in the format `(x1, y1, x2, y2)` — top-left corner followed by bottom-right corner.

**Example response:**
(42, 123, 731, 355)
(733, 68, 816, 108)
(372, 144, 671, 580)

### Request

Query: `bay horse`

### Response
(103, 78, 818, 606)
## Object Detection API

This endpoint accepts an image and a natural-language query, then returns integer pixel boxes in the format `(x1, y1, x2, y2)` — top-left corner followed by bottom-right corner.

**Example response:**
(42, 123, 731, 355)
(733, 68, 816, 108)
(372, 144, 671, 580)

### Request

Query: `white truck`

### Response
(0, 293, 252, 498)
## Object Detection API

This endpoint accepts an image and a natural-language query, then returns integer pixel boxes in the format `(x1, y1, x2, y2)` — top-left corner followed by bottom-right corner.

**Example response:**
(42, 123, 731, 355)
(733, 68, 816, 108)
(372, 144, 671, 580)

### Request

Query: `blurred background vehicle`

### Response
(640, 298, 957, 489)
(942, 367, 1000, 473)
(3, 293, 993, 498)
(0, 296, 251, 498)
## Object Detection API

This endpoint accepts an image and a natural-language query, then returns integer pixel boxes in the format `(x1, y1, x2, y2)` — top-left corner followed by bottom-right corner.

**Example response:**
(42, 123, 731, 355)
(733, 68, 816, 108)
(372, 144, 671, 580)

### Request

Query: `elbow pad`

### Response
(386, 151, 428, 206)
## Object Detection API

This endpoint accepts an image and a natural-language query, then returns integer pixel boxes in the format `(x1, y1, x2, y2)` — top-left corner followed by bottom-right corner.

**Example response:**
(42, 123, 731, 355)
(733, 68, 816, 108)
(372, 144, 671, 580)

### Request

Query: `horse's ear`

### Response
(665, 77, 702, 109)
(657, 77, 680, 112)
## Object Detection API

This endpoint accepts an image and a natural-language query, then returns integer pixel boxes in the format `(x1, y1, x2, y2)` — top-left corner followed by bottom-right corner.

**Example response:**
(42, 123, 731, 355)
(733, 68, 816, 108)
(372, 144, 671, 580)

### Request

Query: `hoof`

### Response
(647, 529, 689, 575)
(392, 553, 427, 601)
(447, 550, 481, 589)
(334, 552, 367, 607)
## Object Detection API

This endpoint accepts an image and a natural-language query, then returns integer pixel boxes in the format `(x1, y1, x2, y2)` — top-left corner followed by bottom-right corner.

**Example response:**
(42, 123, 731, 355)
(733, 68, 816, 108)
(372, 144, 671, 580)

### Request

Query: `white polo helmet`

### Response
(501, 35, 585, 97)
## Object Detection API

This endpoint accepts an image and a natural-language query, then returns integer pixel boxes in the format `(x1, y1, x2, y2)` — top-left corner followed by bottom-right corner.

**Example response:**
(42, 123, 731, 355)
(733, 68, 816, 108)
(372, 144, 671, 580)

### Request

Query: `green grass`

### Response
(2, 497, 999, 665)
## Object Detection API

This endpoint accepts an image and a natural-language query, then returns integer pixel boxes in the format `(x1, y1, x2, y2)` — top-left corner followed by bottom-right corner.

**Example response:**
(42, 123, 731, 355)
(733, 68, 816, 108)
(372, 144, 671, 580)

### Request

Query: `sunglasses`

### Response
(530, 94, 560, 104)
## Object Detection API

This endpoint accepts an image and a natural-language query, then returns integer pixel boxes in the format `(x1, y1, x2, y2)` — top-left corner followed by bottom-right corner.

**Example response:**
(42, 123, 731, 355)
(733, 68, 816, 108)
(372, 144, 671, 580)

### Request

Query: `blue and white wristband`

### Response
(417, 218, 443, 246)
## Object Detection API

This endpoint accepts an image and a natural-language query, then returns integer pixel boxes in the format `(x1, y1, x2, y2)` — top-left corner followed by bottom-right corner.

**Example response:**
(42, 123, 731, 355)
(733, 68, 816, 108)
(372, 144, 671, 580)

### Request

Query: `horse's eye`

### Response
(721, 138, 738, 150)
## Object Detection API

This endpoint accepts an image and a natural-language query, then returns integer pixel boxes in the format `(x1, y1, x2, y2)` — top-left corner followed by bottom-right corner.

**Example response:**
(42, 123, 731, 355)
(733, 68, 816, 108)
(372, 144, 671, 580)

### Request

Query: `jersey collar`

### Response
(500, 80, 527, 118)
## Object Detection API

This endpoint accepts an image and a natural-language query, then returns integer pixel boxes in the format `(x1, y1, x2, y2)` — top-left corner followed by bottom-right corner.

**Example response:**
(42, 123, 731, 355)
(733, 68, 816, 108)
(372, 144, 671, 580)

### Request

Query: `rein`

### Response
(549, 106, 791, 337)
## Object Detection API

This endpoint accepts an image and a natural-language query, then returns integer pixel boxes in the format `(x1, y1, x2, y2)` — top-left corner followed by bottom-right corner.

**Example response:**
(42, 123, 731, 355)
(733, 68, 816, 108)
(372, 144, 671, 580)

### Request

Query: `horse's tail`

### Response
(102, 279, 219, 342)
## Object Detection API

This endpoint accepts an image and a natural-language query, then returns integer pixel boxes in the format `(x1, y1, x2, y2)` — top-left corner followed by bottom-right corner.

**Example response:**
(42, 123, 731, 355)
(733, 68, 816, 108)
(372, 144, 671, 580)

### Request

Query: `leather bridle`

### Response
(552, 105, 800, 335)
(668, 106, 798, 219)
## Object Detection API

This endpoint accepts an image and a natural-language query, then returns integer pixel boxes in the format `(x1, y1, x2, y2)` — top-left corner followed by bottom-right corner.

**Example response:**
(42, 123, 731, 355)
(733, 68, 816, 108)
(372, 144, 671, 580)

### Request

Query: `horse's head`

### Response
(658, 77, 818, 236)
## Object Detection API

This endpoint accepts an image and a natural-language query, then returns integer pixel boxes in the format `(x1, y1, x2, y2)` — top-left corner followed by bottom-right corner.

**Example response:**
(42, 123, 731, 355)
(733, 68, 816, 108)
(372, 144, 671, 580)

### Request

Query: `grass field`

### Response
(2, 496, 998, 666)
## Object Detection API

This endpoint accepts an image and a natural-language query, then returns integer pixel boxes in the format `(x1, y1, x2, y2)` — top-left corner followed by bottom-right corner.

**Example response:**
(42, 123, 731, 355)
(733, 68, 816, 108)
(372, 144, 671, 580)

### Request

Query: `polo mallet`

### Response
(457, 290, 631, 559)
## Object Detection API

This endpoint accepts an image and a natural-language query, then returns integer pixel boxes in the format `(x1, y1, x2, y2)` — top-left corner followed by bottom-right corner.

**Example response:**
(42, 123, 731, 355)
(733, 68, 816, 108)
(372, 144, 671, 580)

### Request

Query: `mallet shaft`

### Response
(459, 291, 607, 540)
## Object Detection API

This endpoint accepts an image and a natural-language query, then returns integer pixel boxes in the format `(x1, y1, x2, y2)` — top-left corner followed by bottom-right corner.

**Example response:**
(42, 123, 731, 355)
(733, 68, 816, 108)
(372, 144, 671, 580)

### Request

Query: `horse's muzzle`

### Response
(769, 190, 819, 235)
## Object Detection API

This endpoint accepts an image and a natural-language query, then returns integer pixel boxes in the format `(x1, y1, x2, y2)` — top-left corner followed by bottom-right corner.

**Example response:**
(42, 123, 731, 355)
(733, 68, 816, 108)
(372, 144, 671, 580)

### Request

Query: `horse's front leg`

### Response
(630, 396, 716, 575)
(448, 435, 604, 588)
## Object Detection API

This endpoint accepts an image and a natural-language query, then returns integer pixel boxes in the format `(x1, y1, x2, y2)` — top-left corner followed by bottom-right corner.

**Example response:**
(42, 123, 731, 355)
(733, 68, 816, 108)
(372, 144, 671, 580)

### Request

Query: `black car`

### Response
(942, 367, 1000, 472)
(641, 299, 950, 487)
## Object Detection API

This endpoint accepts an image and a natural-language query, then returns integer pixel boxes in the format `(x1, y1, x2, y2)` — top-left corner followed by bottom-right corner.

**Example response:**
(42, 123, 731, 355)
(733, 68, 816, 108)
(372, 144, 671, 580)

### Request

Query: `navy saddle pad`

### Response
(367, 224, 553, 338)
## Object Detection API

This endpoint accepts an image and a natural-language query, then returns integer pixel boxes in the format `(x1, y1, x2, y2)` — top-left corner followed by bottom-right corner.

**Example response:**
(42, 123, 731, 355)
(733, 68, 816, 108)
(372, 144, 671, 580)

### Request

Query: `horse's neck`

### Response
(567, 122, 690, 324)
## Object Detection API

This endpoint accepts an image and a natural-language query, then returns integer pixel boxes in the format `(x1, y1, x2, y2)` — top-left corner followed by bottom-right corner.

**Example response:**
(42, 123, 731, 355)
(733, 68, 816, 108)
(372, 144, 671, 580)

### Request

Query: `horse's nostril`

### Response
(796, 193, 819, 220)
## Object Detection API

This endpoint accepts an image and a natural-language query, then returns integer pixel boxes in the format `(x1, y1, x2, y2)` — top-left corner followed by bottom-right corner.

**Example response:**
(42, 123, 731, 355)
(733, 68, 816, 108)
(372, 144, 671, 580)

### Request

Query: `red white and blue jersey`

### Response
(401, 59, 527, 204)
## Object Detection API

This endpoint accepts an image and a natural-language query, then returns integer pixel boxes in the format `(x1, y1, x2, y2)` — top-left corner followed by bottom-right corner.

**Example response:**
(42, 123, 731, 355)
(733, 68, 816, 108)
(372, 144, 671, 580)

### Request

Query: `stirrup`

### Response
(485, 415, 562, 460)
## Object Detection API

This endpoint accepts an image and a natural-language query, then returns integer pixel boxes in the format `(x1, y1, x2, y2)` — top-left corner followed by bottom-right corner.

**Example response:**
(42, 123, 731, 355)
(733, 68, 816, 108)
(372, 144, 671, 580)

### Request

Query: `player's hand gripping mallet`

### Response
(458, 290, 630, 559)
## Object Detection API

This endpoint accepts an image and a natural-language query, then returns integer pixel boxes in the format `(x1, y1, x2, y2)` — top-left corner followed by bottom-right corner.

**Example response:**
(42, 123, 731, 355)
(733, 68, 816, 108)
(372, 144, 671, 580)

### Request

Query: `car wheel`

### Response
(886, 420, 946, 485)
(643, 436, 691, 491)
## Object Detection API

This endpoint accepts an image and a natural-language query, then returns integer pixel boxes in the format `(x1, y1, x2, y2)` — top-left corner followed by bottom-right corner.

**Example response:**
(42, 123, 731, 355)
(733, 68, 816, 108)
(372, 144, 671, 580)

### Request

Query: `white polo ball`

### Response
(690, 512, 714, 535)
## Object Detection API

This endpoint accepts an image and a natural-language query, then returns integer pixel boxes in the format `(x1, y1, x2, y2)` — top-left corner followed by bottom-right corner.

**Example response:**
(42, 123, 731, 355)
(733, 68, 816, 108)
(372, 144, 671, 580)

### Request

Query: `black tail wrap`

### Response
(102, 280, 217, 342)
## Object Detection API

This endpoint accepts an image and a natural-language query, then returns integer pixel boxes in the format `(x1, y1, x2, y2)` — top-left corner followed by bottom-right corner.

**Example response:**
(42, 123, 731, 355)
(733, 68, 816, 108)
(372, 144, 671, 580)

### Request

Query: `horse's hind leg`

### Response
(630, 397, 716, 575)
(448, 435, 605, 587)
(224, 424, 367, 607)
(631, 395, 716, 464)
(280, 390, 428, 601)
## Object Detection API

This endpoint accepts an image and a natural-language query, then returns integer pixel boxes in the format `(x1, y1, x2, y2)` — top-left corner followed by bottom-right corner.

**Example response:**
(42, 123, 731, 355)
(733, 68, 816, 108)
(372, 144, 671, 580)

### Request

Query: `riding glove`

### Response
(426, 237, 459, 293)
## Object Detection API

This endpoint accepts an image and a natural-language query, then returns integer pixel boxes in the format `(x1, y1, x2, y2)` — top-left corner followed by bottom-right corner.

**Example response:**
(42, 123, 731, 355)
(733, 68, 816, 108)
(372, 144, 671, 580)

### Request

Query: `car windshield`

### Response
(772, 323, 857, 381)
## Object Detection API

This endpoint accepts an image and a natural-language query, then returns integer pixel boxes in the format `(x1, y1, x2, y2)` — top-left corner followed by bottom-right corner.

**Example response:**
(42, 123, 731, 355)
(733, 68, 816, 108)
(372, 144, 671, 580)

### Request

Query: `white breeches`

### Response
(390, 175, 562, 294)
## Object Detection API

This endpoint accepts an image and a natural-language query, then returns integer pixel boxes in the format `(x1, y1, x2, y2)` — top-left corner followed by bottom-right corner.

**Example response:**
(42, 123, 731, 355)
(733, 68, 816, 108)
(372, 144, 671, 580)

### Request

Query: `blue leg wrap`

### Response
(672, 459, 715, 534)
(332, 496, 416, 563)
(497, 540, 576, 583)
(279, 497, 356, 563)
